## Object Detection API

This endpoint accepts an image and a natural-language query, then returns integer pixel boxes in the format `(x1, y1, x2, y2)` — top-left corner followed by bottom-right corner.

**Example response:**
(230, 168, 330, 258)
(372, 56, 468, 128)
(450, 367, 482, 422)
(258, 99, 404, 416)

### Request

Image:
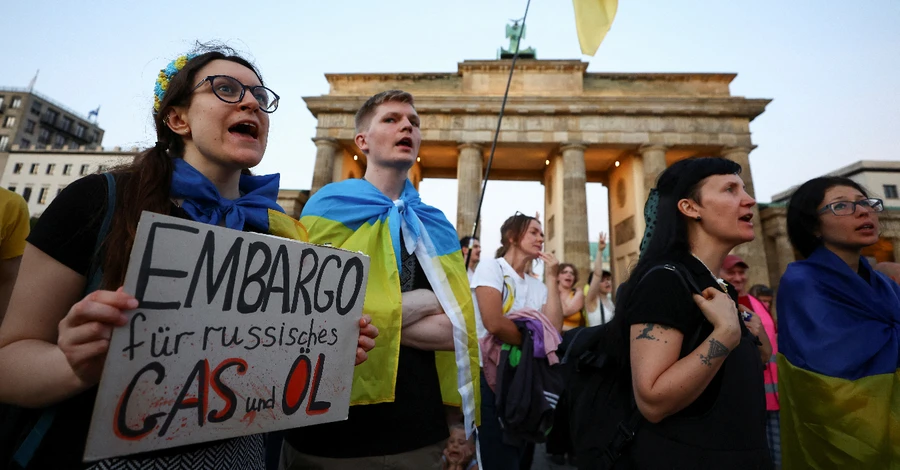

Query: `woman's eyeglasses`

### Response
(817, 198, 884, 216)
(193, 75, 280, 113)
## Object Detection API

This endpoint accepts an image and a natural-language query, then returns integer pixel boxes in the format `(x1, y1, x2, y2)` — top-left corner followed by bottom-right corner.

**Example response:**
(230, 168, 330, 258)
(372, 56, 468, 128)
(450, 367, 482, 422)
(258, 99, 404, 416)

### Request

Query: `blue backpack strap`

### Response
(85, 173, 116, 293)
(13, 173, 116, 468)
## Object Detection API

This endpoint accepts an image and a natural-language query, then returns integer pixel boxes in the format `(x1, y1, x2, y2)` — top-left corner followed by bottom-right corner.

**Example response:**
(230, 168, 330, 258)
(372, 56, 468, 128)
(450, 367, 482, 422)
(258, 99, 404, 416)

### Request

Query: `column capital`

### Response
(721, 145, 756, 157)
(457, 142, 484, 152)
(311, 137, 341, 150)
(560, 142, 587, 153)
(638, 144, 668, 154)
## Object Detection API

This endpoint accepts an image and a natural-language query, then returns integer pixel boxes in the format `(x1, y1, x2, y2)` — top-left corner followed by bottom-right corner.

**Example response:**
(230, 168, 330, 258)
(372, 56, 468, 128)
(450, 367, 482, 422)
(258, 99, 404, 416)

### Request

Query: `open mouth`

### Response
(739, 214, 753, 223)
(856, 223, 875, 232)
(395, 137, 413, 149)
(229, 122, 259, 139)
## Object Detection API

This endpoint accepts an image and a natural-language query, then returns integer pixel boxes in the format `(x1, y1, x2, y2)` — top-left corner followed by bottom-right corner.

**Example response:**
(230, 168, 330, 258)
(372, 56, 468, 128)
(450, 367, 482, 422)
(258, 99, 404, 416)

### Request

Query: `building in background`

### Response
(1, 145, 309, 220)
(759, 160, 900, 291)
(1, 146, 135, 216)
(0, 87, 104, 178)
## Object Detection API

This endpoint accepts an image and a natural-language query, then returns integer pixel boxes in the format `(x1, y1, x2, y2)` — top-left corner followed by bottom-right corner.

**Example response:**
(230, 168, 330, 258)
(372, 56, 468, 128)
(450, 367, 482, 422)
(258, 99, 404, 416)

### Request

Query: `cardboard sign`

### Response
(84, 212, 368, 461)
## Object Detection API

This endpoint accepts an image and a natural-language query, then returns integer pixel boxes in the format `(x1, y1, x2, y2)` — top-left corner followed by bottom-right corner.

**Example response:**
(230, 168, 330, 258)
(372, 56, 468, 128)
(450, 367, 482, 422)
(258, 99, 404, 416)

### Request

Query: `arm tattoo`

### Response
(636, 323, 657, 341)
(699, 338, 730, 366)
(635, 323, 670, 341)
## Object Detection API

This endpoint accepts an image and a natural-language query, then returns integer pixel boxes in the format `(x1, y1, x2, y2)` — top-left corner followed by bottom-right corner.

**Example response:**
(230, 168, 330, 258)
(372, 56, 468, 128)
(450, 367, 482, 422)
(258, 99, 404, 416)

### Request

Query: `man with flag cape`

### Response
(281, 90, 480, 469)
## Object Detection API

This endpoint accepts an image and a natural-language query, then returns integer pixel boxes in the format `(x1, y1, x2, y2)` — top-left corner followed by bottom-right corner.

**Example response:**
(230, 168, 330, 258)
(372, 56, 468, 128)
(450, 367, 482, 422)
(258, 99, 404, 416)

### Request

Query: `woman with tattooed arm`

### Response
(603, 157, 772, 468)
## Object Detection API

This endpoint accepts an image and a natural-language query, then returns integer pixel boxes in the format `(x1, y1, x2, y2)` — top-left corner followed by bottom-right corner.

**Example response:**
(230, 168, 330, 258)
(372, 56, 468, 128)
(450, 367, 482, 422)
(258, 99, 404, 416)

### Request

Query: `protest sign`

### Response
(84, 212, 368, 461)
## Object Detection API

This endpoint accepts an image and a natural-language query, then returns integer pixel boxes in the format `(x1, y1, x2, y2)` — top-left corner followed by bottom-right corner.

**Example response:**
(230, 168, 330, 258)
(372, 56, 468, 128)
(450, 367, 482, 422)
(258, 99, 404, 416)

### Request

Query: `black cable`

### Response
(465, 0, 533, 267)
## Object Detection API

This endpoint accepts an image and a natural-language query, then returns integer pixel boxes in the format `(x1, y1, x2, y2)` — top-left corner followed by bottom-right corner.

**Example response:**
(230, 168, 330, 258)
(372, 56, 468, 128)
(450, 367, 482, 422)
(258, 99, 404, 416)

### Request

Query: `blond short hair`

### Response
(354, 90, 415, 133)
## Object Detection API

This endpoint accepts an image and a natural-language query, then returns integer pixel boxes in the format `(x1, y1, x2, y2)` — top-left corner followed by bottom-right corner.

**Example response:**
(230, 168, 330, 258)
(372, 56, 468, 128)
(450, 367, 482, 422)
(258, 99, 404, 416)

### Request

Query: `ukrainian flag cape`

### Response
(266, 209, 309, 242)
(300, 179, 481, 434)
(777, 246, 900, 469)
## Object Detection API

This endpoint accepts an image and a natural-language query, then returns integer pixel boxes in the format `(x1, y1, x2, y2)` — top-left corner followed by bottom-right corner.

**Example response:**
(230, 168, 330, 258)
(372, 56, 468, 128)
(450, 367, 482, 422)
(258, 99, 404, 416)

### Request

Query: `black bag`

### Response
(495, 321, 564, 445)
(560, 263, 705, 470)
(1, 173, 116, 469)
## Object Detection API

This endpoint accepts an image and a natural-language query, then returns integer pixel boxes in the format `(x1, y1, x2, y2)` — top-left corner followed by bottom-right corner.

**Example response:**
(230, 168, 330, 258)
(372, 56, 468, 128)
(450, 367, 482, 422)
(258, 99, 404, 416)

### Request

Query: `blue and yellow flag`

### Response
(301, 179, 481, 435)
(777, 246, 900, 469)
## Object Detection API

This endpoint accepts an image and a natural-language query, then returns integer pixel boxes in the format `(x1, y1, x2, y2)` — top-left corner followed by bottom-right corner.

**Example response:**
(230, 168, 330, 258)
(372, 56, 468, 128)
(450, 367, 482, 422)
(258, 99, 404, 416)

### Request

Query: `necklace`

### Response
(691, 253, 729, 292)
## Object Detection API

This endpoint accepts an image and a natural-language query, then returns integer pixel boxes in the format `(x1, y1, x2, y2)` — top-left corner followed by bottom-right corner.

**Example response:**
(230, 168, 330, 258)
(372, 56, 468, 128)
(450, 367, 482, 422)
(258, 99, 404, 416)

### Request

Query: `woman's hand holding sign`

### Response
(355, 314, 378, 365)
(57, 287, 136, 387)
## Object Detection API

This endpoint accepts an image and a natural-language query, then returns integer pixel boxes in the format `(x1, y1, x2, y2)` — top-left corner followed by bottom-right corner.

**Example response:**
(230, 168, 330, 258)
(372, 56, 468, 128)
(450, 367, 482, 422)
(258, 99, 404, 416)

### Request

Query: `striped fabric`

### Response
(766, 411, 781, 469)
(300, 179, 481, 435)
(748, 295, 779, 411)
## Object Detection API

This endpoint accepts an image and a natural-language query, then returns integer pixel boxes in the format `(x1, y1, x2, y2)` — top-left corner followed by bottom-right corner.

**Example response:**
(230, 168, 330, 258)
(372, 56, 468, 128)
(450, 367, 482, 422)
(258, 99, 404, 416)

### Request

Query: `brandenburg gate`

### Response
(302, 59, 771, 288)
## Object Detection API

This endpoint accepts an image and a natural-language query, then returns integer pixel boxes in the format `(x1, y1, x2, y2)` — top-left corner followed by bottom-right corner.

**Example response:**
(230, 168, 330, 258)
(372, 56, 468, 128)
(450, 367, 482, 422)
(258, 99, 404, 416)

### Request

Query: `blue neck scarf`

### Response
(169, 158, 284, 232)
(301, 178, 459, 274)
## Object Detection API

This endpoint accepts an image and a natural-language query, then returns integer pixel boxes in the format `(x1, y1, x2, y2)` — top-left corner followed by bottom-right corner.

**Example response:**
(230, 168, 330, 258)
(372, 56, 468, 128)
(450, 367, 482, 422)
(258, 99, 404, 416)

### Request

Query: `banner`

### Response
(84, 212, 368, 461)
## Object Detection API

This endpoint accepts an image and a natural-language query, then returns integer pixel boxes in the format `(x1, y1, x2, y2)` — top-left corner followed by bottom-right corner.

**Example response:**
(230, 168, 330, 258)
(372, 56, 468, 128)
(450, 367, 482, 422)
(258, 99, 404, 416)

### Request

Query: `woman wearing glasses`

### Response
(0, 46, 377, 469)
(777, 177, 899, 468)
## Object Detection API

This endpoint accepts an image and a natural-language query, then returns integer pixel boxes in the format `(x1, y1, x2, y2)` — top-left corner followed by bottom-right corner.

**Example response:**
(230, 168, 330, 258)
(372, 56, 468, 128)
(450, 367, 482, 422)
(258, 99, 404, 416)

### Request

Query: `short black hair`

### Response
(460, 236, 479, 250)
(787, 176, 869, 258)
(601, 270, 612, 279)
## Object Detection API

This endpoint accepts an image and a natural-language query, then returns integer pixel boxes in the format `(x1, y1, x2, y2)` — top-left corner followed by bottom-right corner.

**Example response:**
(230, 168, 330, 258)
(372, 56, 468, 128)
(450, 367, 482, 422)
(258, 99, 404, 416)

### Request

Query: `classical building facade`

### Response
(0, 88, 104, 179)
(302, 59, 772, 288)
(759, 160, 900, 291)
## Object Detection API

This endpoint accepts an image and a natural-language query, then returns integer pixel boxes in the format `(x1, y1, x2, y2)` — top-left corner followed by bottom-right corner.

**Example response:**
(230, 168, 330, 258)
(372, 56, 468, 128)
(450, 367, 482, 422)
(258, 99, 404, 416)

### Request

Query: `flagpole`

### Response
(465, 0, 533, 266)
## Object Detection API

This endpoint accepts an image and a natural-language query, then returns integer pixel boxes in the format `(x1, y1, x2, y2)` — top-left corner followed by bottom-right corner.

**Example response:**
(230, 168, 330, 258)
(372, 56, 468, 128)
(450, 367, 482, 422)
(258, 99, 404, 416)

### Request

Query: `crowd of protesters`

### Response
(0, 44, 897, 470)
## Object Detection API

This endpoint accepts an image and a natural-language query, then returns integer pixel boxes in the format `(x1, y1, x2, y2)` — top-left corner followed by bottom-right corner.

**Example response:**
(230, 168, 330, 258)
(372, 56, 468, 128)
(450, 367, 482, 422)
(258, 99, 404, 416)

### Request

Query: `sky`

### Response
(4, 0, 899, 258)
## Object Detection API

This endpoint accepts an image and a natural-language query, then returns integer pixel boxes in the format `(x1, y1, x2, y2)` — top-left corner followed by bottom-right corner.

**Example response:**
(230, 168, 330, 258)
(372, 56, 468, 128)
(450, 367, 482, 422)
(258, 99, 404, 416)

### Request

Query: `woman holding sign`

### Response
(0, 45, 377, 469)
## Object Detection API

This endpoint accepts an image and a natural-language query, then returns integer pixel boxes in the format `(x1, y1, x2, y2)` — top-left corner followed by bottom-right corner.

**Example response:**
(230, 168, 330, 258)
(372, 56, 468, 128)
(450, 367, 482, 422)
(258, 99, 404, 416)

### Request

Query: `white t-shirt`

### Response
(471, 257, 548, 340)
(586, 296, 616, 327)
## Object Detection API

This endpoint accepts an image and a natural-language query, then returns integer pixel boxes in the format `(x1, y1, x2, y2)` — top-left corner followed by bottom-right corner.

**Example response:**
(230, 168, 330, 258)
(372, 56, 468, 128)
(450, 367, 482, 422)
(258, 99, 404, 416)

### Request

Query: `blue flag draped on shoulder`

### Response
(776, 246, 900, 468)
(300, 178, 481, 435)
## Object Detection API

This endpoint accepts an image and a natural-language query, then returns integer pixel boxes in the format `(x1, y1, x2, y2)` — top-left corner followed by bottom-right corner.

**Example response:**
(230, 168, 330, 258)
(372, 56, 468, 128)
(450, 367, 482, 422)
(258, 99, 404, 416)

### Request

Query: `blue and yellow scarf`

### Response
(300, 178, 481, 434)
(777, 246, 900, 468)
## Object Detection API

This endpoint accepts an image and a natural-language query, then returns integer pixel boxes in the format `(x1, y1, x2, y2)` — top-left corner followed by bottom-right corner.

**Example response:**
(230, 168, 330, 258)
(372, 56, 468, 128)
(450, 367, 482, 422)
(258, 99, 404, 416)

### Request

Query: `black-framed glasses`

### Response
(193, 75, 280, 113)
(818, 198, 884, 216)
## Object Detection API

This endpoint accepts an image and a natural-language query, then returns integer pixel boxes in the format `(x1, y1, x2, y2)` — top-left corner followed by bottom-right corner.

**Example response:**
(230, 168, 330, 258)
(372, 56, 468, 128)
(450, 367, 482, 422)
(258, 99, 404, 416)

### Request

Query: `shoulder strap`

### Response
(598, 262, 706, 468)
(12, 173, 116, 468)
(84, 173, 116, 294)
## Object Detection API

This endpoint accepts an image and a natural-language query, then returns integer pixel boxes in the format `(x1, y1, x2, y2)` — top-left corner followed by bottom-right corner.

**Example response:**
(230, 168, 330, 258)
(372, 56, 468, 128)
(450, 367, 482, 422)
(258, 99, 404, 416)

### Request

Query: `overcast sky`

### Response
(5, 0, 898, 258)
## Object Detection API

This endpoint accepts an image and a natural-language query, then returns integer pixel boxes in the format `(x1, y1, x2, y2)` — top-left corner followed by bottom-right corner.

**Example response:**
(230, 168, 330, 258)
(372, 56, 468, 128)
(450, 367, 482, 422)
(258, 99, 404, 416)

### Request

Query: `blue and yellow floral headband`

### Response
(153, 53, 198, 114)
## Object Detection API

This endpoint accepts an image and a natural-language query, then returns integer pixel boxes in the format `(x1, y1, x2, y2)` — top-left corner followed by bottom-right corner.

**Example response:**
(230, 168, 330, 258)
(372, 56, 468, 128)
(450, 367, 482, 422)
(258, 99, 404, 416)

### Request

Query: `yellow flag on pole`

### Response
(572, 0, 618, 56)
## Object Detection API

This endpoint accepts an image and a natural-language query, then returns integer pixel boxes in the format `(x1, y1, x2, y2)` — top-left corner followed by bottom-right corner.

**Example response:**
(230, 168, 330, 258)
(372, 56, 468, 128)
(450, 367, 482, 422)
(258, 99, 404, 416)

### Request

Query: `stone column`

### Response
(773, 232, 794, 288)
(722, 146, 768, 288)
(561, 143, 590, 287)
(456, 143, 483, 237)
(638, 144, 668, 202)
(310, 137, 341, 195)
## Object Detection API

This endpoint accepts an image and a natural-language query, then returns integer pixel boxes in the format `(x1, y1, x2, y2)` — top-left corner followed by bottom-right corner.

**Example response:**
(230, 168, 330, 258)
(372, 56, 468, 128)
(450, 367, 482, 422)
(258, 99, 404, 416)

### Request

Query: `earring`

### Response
(695, 216, 702, 222)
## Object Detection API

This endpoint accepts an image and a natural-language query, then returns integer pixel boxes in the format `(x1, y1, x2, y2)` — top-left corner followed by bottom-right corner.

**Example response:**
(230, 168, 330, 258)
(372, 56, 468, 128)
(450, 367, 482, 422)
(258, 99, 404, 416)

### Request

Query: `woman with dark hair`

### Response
(557, 263, 585, 332)
(777, 176, 899, 468)
(600, 157, 771, 468)
(472, 213, 562, 469)
(747, 284, 774, 312)
(0, 46, 377, 469)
